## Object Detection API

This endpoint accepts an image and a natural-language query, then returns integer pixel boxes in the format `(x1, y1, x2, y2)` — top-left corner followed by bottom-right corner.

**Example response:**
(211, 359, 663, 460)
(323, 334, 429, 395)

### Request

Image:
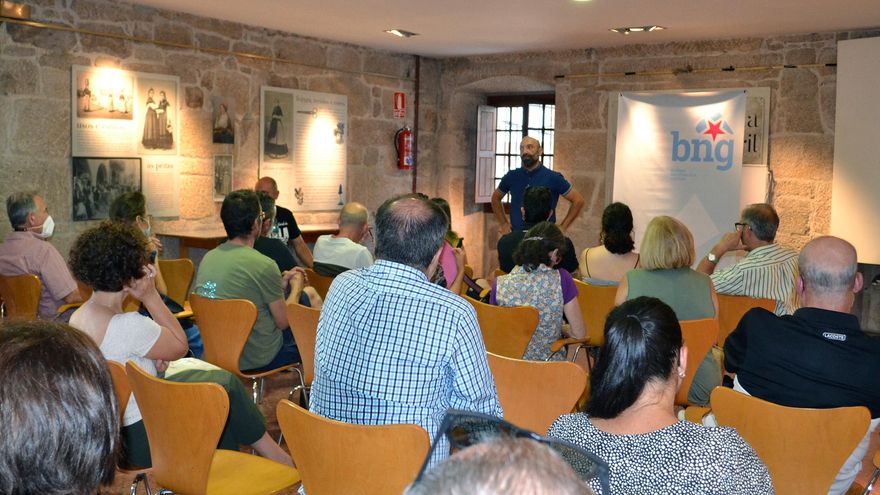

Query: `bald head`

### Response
(255, 177, 279, 200)
(800, 236, 858, 294)
(339, 202, 368, 229)
(375, 195, 447, 270)
(519, 137, 543, 169)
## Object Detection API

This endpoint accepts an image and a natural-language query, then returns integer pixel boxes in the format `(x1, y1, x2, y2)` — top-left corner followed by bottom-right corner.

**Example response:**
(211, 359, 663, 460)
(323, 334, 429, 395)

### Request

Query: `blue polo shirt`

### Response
(497, 164, 572, 230)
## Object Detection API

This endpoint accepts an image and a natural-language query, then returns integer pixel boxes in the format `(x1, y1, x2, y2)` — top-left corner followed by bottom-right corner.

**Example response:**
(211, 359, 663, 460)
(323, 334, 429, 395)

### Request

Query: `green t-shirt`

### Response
(194, 242, 284, 370)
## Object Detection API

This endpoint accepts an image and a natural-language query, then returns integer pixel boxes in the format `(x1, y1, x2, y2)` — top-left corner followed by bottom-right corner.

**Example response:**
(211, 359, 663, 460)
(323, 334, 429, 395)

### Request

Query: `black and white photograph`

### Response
(213, 154, 233, 201)
(137, 75, 179, 155)
(74, 67, 134, 120)
(262, 90, 293, 162)
(71, 157, 141, 221)
(212, 96, 235, 144)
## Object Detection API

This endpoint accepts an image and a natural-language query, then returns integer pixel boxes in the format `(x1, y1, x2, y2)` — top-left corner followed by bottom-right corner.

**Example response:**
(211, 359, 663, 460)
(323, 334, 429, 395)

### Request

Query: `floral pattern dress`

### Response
(495, 264, 565, 361)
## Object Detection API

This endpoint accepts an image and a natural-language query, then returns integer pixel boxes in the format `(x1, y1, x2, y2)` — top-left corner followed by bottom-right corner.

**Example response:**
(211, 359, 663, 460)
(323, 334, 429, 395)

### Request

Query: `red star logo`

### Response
(704, 120, 725, 141)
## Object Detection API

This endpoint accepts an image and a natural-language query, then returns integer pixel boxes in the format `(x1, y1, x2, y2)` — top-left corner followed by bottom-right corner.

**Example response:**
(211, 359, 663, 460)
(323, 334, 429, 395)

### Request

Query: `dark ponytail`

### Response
(601, 202, 635, 254)
(585, 297, 682, 418)
(512, 221, 565, 272)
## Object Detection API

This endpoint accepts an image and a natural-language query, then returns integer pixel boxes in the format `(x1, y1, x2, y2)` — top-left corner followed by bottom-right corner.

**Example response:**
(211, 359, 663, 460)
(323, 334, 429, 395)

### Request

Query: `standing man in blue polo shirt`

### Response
(491, 136, 585, 235)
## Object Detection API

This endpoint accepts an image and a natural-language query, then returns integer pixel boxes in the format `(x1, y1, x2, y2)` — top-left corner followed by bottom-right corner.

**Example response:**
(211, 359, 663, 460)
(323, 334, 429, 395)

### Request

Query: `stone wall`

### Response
(0, 0, 440, 259)
(435, 29, 880, 274)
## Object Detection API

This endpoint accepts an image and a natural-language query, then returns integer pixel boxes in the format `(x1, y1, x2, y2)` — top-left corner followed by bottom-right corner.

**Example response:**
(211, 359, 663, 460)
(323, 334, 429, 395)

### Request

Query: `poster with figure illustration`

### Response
(260, 86, 347, 212)
(71, 66, 136, 156)
(136, 75, 179, 155)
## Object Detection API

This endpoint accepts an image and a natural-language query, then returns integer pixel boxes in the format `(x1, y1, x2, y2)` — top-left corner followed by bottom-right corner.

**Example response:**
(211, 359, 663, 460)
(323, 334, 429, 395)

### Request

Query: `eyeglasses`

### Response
(414, 410, 610, 493)
(258, 212, 267, 222)
(734, 222, 749, 231)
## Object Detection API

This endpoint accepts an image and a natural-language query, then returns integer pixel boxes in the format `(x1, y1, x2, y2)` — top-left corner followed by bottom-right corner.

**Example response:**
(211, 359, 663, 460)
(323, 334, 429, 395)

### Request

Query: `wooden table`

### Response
(158, 223, 339, 259)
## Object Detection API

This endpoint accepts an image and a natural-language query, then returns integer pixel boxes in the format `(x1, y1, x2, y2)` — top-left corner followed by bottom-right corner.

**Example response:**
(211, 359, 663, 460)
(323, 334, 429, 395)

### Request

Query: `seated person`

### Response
(407, 438, 592, 495)
(313, 201, 373, 274)
(615, 216, 721, 406)
(0, 319, 117, 494)
(498, 186, 579, 276)
(492, 222, 585, 361)
(68, 221, 291, 468)
(549, 297, 772, 494)
(579, 202, 639, 286)
(429, 197, 467, 294)
(109, 191, 203, 358)
(0, 191, 83, 319)
(194, 190, 306, 372)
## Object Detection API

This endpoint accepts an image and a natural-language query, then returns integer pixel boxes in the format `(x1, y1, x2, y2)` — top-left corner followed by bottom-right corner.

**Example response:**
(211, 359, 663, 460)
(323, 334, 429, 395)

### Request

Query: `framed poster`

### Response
(212, 96, 235, 144)
(71, 157, 141, 221)
(213, 154, 233, 201)
(71, 66, 137, 156)
(136, 74, 179, 155)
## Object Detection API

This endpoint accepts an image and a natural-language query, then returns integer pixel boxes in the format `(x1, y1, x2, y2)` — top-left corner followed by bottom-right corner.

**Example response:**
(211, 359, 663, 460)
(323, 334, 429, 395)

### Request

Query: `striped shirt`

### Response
(711, 243, 799, 315)
(310, 260, 502, 465)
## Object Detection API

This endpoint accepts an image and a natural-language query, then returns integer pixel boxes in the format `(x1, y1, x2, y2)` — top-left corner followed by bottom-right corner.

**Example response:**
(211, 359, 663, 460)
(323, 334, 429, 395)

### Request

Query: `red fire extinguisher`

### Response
(395, 126, 414, 170)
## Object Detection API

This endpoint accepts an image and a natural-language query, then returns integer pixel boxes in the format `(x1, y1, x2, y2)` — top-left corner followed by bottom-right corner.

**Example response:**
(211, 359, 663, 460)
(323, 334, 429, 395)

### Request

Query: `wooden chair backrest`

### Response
(276, 400, 429, 495)
(676, 318, 720, 406)
(716, 294, 776, 348)
(286, 302, 319, 386)
(126, 361, 229, 494)
(465, 298, 539, 359)
(157, 258, 194, 306)
(0, 274, 41, 320)
(711, 387, 871, 494)
(573, 280, 618, 347)
(304, 268, 334, 300)
(487, 352, 587, 433)
(492, 268, 507, 279)
(107, 360, 131, 421)
(189, 294, 257, 376)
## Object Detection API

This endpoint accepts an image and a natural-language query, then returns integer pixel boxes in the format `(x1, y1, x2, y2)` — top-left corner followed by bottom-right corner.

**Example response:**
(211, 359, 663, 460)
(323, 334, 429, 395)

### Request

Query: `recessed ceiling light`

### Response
(610, 25, 666, 35)
(384, 29, 419, 38)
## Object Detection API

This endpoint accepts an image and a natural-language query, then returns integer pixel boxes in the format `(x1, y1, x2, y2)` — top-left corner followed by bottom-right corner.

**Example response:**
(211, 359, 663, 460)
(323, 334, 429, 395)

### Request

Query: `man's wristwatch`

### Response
(706, 252, 719, 264)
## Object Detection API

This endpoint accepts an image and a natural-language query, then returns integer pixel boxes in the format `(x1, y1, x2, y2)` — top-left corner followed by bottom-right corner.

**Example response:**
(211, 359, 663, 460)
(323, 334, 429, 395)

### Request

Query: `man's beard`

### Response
(521, 155, 538, 167)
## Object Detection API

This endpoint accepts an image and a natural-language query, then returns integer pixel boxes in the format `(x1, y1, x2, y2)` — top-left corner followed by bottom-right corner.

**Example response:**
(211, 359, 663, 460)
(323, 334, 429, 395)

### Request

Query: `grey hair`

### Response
(6, 191, 37, 230)
(800, 240, 859, 294)
(741, 203, 779, 242)
(406, 438, 591, 495)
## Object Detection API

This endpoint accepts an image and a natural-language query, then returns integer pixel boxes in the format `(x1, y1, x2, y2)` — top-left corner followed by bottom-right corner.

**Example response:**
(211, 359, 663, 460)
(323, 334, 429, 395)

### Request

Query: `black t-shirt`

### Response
(254, 236, 297, 272)
(497, 227, 579, 274)
(272, 205, 302, 245)
(725, 307, 880, 417)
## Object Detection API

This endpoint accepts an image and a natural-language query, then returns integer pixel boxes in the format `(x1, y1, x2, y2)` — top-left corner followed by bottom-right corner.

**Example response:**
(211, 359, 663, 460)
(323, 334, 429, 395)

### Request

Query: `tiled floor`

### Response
(104, 369, 879, 494)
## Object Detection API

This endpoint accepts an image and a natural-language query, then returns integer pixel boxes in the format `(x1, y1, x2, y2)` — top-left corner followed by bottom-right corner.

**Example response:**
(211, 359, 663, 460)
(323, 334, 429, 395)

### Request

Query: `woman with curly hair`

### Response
(579, 202, 639, 286)
(68, 221, 291, 469)
(491, 221, 585, 361)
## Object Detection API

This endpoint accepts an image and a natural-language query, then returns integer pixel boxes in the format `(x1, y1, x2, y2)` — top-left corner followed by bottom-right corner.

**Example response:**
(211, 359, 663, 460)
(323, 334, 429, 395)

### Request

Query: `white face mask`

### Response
(36, 215, 55, 239)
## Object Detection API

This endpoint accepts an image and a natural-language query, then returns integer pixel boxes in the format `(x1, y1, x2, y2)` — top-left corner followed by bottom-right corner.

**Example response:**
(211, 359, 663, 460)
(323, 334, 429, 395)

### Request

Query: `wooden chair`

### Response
(126, 362, 300, 494)
(711, 387, 871, 495)
(190, 294, 303, 403)
(304, 268, 334, 300)
(0, 274, 41, 320)
(107, 361, 153, 495)
(157, 258, 195, 307)
(716, 294, 776, 348)
(465, 298, 539, 358)
(492, 268, 507, 279)
(487, 352, 587, 433)
(573, 280, 618, 349)
(676, 318, 720, 406)
(285, 302, 319, 406)
(858, 445, 880, 495)
(276, 399, 428, 495)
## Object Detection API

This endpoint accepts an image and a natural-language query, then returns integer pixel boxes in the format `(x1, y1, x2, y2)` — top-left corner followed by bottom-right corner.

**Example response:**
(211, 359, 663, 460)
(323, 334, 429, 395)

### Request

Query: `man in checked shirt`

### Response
(309, 194, 502, 466)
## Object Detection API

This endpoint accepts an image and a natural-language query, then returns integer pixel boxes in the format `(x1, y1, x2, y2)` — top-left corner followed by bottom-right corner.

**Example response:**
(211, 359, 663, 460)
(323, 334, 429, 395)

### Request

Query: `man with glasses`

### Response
(0, 191, 83, 319)
(312, 201, 373, 274)
(194, 189, 305, 371)
(697, 203, 799, 315)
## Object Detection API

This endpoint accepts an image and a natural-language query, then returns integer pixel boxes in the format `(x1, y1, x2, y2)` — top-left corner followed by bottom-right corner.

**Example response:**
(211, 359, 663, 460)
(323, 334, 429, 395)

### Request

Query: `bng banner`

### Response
(613, 91, 746, 263)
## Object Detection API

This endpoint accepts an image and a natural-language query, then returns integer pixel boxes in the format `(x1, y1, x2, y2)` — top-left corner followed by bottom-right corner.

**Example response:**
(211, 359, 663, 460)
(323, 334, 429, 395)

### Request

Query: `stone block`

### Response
(274, 39, 328, 67)
(777, 97, 823, 134)
(326, 46, 363, 73)
(178, 156, 211, 176)
(553, 131, 606, 174)
(40, 67, 69, 98)
(0, 59, 38, 95)
(179, 109, 214, 158)
(73, 0, 151, 22)
(213, 71, 251, 114)
(774, 179, 813, 199)
(178, 174, 215, 219)
(364, 52, 409, 78)
(568, 89, 603, 130)
(819, 83, 836, 133)
(307, 75, 370, 118)
(80, 25, 133, 59)
(2, 45, 36, 57)
(196, 32, 230, 52)
(769, 135, 833, 181)
(154, 23, 194, 50)
(785, 47, 816, 66)
(780, 69, 818, 99)
(7, 23, 77, 52)
(186, 14, 244, 40)
(267, 74, 300, 90)
(134, 46, 165, 62)
(13, 99, 69, 158)
(184, 86, 204, 108)
(773, 196, 811, 236)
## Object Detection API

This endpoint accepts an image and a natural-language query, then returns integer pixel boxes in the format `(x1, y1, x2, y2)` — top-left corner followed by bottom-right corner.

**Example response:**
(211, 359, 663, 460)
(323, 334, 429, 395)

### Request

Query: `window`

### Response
(475, 95, 555, 203)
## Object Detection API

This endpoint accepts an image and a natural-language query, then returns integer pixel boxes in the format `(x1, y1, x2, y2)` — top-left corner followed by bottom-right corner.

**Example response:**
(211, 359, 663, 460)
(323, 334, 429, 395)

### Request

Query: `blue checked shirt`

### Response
(310, 260, 502, 466)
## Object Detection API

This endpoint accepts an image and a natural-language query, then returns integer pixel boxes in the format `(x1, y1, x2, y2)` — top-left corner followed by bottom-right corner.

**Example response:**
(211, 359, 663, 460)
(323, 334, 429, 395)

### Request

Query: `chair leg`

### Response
(863, 467, 880, 495)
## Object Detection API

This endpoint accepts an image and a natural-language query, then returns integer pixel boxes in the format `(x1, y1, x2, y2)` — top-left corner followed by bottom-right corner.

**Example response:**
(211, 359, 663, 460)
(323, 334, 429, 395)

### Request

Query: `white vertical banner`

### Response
(613, 91, 746, 262)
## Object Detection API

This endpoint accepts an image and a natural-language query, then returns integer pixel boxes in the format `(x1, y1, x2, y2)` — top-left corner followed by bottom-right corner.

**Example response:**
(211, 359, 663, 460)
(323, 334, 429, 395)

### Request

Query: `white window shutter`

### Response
(475, 105, 497, 204)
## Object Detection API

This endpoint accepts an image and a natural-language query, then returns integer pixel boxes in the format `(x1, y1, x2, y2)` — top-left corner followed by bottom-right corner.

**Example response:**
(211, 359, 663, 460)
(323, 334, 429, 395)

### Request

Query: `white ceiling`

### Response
(132, 0, 880, 57)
